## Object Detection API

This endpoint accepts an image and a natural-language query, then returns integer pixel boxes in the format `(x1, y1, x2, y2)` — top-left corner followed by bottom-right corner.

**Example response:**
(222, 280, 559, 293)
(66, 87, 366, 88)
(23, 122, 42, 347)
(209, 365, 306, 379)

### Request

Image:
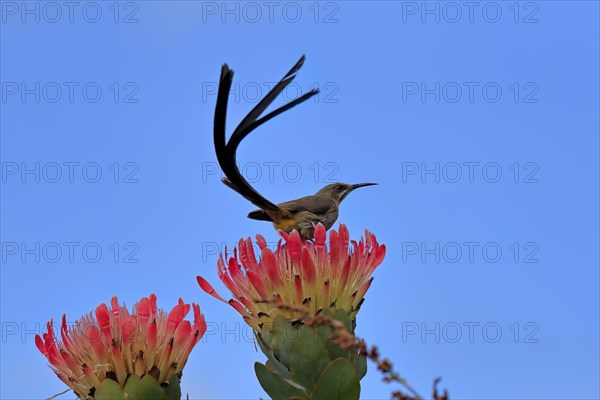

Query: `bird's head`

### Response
(316, 182, 377, 203)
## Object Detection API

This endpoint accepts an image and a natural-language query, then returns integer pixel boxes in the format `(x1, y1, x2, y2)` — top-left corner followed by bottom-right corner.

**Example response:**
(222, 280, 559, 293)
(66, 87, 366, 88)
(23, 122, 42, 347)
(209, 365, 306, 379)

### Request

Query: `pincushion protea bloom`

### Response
(197, 223, 385, 400)
(35, 294, 206, 399)
(197, 223, 385, 331)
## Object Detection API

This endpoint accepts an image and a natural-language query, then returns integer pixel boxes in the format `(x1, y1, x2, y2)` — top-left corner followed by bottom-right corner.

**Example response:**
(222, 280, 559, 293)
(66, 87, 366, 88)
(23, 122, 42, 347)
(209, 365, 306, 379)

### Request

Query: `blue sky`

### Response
(1, 1, 598, 399)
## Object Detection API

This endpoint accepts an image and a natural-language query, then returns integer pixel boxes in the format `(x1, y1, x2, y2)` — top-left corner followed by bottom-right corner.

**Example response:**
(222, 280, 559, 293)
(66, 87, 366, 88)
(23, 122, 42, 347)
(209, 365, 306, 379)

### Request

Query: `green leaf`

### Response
(315, 309, 355, 362)
(270, 316, 295, 368)
(354, 353, 368, 380)
(256, 332, 273, 360)
(163, 374, 182, 400)
(254, 362, 308, 400)
(257, 329, 292, 378)
(317, 323, 352, 362)
(134, 375, 167, 400)
(312, 358, 361, 400)
(266, 359, 292, 379)
(289, 325, 330, 393)
(95, 379, 125, 400)
(334, 310, 354, 334)
(123, 375, 141, 397)
(259, 324, 273, 343)
(315, 322, 333, 343)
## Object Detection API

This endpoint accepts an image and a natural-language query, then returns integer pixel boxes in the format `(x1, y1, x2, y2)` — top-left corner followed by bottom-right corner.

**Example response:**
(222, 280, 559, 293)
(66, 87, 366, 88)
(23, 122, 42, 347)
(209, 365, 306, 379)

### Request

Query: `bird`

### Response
(213, 55, 377, 240)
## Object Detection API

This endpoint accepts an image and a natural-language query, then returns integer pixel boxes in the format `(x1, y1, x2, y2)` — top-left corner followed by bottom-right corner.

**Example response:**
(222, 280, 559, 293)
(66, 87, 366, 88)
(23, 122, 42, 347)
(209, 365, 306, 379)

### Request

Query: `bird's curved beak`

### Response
(343, 183, 377, 199)
(351, 182, 378, 190)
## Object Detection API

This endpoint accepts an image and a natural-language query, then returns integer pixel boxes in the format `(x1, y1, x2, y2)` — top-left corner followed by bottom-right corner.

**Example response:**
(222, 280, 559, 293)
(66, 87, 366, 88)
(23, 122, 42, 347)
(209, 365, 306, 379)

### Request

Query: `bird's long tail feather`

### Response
(213, 55, 319, 217)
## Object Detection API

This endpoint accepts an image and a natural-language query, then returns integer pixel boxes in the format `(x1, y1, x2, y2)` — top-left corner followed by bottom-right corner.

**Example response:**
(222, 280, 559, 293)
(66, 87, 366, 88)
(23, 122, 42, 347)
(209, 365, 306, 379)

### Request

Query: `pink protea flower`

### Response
(197, 223, 386, 331)
(35, 294, 206, 399)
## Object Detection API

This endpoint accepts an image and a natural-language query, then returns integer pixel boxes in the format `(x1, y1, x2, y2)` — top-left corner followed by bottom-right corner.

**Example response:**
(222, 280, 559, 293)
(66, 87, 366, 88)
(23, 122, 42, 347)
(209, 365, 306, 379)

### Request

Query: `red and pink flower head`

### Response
(198, 223, 386, 331)
(35, 294, 206, 398)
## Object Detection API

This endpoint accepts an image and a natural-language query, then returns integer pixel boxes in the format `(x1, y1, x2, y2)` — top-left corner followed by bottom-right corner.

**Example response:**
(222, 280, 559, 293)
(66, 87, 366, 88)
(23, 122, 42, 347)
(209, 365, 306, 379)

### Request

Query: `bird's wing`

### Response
(214, 56, 320, 220)
(278, 195, 336, 215)
(247, 195, 335, 221)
